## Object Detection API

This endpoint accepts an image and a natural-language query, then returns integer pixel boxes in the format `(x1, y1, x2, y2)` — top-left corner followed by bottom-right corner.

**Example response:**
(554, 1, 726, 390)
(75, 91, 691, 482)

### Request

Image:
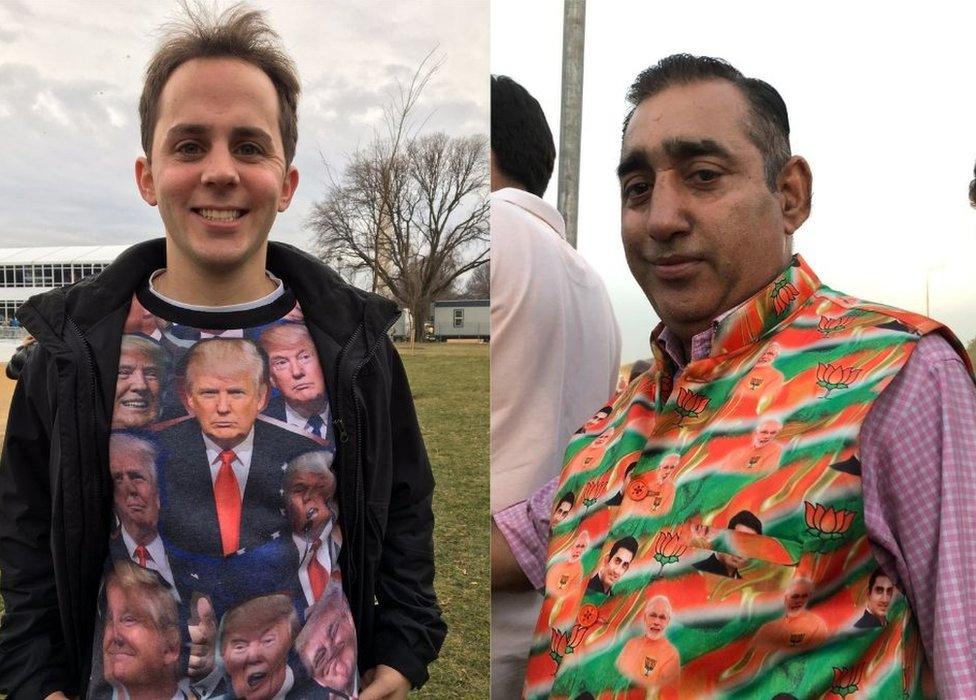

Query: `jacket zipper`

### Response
(332, 311, 399, 590)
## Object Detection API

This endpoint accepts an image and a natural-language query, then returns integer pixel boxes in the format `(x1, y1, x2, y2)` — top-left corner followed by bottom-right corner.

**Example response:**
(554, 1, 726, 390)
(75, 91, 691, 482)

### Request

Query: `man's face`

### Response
(757, 344, 779, 367)
(286, 469, 334, 536)
(553, 500, 572, 525)
(185, 366, 267, 449)
(113, 349, 160, 428)
(135, 57, 298, 273)
(265, 335, 326, 413)
(600, 546, 634, 588)
(785, 581, 813, 615)
(715, 522, 758, 574)
(222, 618, 291, 700)
(569, 534, 589, 561)
(103, 584, 178, 688)
(299, 606, 357, 691)
(619, 80, 793, 339)
(754, 421, 781, 448)
(109, 447, 159, 539)
(867, 575, 894, 619)
(643, 600, 671, 640)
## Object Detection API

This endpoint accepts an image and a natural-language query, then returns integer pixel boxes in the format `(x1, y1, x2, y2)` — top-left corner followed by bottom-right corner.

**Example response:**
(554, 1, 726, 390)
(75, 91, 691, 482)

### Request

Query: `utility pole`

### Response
(557, 0, 585, 248)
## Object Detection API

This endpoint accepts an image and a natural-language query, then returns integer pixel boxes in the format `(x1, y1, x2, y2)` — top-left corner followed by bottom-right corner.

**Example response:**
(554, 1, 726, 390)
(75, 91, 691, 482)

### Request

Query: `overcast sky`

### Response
(493, 1, 976, 361)
(0, 0, 487, 249)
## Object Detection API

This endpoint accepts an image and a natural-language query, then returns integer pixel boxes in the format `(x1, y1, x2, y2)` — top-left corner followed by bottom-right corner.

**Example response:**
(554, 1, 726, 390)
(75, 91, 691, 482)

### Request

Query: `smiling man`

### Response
(0, 5, 443, 699)
(520, 55, 976, 699)
(100, 560, 183, 700)
(113, 334, 164, 429)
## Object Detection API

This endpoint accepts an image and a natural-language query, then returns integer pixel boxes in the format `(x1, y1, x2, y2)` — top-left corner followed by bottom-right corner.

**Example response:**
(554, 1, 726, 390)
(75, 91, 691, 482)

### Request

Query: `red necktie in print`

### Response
(134, 545, 151, 568)
(308, 537, 328, 601)
(215, 449, 242, 556)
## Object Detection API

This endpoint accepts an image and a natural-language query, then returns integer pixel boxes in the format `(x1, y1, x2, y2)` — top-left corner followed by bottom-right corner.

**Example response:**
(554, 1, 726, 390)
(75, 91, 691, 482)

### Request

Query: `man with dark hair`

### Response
(0, 5, 443, 698)
(552, 492, 575, 525)
(693, 510, 762, 579)
(489, 74, 620, 698)
(515, 54, 975, 699)
(490, 75, 556, 198)
(854, 568, 896, 629)
(586, 536, 638, 595)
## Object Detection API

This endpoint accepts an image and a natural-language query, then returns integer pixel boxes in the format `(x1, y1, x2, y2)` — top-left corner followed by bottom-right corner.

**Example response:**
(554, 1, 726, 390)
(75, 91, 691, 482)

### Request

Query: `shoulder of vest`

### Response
(813, 286, 942, 335)
(812, 287, 972, 373)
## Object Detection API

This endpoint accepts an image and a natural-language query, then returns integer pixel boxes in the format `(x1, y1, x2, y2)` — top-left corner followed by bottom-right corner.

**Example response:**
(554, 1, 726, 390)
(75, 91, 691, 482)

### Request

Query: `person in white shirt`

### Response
(489, 74, 622, 698)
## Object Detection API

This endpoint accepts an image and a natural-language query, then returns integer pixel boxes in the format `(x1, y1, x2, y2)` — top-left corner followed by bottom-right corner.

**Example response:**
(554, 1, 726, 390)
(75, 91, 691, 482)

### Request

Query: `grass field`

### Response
(398, 343, 489, 698)
(0, 342, 489, 697)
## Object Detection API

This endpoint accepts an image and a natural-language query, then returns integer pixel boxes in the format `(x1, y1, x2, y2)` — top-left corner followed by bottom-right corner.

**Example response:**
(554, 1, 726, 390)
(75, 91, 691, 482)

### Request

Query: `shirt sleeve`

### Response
(861, 332, 976, 698)
(492, 476, 558, 590)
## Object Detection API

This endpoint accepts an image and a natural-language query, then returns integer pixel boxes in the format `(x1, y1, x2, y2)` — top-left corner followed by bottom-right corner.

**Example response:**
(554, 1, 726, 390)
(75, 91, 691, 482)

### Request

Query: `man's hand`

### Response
(43, 694, 74, 700)
(491, 520, 533, 591)
(187, 595, 217, 680)
(360, 665, 410, 700)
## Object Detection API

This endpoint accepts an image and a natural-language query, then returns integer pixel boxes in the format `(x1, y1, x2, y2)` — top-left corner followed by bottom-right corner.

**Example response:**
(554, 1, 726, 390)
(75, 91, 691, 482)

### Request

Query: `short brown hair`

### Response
(139, 2, 300, 164)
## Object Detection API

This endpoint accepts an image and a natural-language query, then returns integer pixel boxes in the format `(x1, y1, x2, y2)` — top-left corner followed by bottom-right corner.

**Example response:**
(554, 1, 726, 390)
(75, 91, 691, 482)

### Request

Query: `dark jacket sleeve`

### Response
(369, 341, 447, 687)
(0, 346, 72, 698)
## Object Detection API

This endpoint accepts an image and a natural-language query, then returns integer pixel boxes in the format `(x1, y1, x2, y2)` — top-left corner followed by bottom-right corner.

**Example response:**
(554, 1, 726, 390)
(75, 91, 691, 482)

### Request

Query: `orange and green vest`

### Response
(525, 256, 950, 699)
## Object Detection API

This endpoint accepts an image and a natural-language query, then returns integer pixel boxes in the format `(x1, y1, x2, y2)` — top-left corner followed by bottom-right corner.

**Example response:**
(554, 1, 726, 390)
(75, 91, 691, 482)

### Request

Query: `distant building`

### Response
(431, 299, 489, 341)
(0, 245, 129, 327)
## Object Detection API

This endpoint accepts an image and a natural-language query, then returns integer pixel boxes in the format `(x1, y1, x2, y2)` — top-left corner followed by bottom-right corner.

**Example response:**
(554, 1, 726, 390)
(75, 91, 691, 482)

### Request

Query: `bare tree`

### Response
(462, 261, 490, 299)
(308, 56, 488, 341)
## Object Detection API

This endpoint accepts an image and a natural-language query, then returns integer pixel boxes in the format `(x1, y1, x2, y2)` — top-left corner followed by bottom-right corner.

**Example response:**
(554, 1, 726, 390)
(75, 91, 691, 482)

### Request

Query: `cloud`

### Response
(31, 89, 72, 127)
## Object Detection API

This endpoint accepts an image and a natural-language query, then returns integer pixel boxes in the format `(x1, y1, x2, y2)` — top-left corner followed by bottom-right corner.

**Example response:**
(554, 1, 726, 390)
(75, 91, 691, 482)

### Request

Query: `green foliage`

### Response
(399, 343, 489, 698)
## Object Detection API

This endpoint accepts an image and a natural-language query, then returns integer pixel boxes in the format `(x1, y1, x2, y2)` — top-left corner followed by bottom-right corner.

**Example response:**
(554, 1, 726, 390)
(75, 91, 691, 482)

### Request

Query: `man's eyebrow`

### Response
(163, 124, 273, 143)
(231, 126, 273, 143)
(616, 149, 651, 179)
(662, 138, 732, 161)
(165, 123, 209, 140)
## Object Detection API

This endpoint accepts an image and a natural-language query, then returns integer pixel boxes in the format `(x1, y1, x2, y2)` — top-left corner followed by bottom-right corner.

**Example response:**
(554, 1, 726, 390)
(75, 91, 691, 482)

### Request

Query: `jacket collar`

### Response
(19, 238, 398, 349)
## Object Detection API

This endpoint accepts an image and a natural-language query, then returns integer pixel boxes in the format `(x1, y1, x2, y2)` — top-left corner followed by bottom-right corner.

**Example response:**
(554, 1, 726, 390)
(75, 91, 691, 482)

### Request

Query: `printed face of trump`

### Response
(102, 583, 179, 691)
(185, 366, 267, 450)
(264, 329, 326, 415)
(298, 600, 357, 693)
(109, 440, 160, 542)
(222, 616, 292, 700)
(286, 467, 334, 537)
(114, 347, 161, 428)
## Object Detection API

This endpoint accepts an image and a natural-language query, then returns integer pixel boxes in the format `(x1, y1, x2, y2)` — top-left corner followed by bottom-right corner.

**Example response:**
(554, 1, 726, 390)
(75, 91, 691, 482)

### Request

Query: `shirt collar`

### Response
(651, 255, 820, 369)
(202, 427, 256, 467)
(490, 187, 566, 239)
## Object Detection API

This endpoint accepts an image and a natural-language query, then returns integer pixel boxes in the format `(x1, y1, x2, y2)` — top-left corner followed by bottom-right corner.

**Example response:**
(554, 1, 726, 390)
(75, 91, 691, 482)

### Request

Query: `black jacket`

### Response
(0, 239, 445, 697)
